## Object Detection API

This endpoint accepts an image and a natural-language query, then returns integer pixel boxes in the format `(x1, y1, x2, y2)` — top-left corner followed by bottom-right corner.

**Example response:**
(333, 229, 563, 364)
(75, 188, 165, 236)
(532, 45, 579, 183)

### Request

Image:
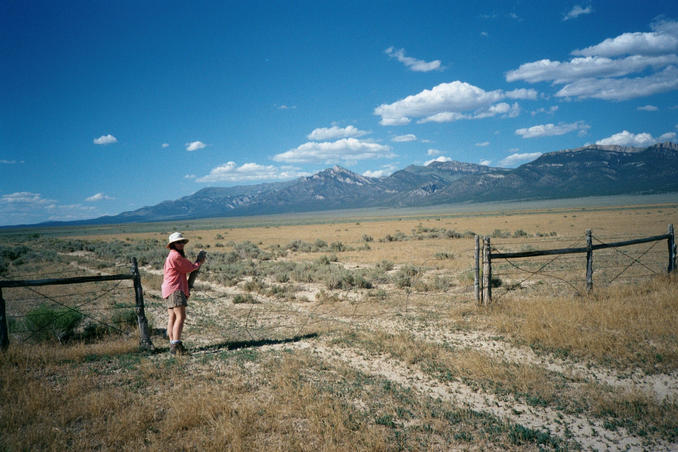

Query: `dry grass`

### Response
(487, 275, 678, 372)
(2, 202, 678, 450)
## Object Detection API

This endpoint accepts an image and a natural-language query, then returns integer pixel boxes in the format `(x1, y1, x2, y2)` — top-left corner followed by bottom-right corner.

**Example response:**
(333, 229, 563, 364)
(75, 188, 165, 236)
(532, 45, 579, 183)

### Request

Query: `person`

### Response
(161, 232, 205, 355)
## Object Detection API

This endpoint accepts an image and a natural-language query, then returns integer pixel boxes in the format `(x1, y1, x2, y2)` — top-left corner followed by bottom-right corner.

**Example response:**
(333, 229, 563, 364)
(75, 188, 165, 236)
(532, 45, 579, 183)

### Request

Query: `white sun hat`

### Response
(167, 232, 189, 248)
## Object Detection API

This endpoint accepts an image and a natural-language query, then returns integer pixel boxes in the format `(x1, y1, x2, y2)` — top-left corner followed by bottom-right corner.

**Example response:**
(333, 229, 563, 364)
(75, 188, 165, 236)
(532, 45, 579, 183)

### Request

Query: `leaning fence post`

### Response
(0, 289, 8, 350)
(668, 224, 675, 274)
(131, 258, 154, 351)
(482, 237, 492, 305)
(474, 235, 481, 303)
(586, 229, 593, 292)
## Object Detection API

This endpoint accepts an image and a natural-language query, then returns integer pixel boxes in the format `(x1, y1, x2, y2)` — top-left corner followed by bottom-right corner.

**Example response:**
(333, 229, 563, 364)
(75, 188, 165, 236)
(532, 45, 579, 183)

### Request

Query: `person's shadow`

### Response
(193, 332, 319, 353)
(151, 328, 318, 354)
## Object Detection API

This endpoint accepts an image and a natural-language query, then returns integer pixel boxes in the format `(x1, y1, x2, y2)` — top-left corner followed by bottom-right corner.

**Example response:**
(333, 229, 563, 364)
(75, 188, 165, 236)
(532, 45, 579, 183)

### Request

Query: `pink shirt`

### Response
(161, 249, 202, 298)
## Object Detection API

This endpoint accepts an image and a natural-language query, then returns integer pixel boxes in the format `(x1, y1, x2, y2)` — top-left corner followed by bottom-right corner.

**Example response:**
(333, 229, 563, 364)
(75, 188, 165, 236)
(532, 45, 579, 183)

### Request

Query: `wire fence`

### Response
(1, 226, 675, 351)
(0, 259, 152, 350)
(480, 225, 676, 303)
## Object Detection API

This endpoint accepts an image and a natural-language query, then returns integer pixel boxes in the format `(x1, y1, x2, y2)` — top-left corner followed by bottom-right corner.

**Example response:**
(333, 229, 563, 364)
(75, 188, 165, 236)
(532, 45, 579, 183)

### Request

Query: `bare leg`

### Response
(172, 306, 186, 342)
(167, 308, 176, 341)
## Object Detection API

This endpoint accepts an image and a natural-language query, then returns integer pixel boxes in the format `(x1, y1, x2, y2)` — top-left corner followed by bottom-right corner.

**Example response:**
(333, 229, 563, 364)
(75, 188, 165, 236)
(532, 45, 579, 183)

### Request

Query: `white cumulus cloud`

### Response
(555, 65, 678, 100)
(186, 141, 207, 151)
(424, 156, 452, 166)
(479, 159, 492, 166)
(563, 5, 593, 21)
(93, 134, 117, 145)
(573, 19, 678, 57)
(374, 81, 536, 125)
(197, 162, 310, 183)
(506, 55, 678, 84)
(596, 130, 676, 147)
(427, 149, 442, 156)
(385, 47, 442, 72)
(392, 134, 417, 142)
(362, 164, 398, 178)
(307, 125, 368, 141)
(516, 121, 590, 138)
(506, 20, 678, 102)
(499, 152, 542, 167)
(273, 138, 393, 164)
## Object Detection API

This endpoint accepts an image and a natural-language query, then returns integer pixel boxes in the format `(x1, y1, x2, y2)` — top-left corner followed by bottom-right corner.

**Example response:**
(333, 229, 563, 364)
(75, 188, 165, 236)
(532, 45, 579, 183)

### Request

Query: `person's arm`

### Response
(171, 252, 202, 274)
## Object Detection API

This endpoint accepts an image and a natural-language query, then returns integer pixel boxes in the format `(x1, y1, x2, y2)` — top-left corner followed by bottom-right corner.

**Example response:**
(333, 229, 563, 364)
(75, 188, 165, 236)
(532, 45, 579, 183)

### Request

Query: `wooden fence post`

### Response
(0, 289, 8, 350)
(474, 235, 480, 303)
(131, 258, 154, 351)
(668, 224, 675, 274)
(586, 229, 593, 292)
(482, 237, 492, 305)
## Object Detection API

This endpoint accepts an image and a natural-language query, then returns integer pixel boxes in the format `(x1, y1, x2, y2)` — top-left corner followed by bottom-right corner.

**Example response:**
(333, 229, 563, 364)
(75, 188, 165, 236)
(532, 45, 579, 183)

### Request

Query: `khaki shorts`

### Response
(166, 290, 188, 308)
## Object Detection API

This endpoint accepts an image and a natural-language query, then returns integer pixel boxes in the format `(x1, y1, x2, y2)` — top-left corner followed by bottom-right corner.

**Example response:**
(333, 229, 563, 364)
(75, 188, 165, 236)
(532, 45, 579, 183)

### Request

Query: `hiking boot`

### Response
(175, 342, 190, 355)
(169, 343, 177, 355)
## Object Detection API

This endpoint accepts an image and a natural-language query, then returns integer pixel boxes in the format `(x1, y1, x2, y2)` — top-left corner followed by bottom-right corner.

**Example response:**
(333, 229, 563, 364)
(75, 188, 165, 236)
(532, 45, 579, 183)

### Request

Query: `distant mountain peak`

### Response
(311, 165, 375, 185)
(47, 142, 677, 226)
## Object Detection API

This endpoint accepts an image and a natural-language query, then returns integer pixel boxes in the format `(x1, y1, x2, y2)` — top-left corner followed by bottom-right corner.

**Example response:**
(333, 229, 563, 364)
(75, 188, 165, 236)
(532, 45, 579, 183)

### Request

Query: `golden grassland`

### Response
(2, 201, 678, 450)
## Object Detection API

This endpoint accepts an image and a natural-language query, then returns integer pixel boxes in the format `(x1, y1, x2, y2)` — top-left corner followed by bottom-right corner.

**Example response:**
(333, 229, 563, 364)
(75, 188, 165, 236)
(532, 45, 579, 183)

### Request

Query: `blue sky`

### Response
(2, 1, 678, 226)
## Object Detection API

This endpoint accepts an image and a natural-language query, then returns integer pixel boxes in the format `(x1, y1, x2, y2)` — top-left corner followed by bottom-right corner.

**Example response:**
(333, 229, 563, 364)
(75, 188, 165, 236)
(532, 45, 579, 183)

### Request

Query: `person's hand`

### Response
(197, 250, 207, 263)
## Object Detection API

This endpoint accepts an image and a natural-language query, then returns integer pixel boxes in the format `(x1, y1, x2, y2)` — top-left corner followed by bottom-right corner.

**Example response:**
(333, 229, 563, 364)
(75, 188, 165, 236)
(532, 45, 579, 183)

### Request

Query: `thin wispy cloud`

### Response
(0, 192, 96, 226)
(637, 105, 658, 111)
(307, 125, 368, 141)
(499, 152, 542, 167)
(197, 162, 310, 183)
(186, 141, 207, 151)
(93, 134, 117, 145)
(85, 193, 114, 202)
(362, 164, 397, 178)
(516, 121, 590, 138)
(273, 138, 393, 164)
(563, 5, 593, 21)
(162, 143, 170, 148)
(392, 134, 417, 142)
(374, 81, 536, 125)
(596, 130, 676, 146)
(385, 47, 442, 72)
(475, 141, 490, 147)
(0, 159, 24, 164)
(427, 149, 442, 156)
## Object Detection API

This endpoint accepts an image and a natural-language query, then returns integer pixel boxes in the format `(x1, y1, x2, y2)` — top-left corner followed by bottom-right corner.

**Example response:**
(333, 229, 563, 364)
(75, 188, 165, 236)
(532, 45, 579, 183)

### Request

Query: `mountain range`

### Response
(74, 142, 678, 224)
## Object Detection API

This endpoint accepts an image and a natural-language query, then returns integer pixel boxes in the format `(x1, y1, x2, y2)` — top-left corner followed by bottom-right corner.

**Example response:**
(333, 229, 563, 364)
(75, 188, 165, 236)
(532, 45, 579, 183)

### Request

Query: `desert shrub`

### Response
(232, 293, 258, 304)
(513, 229, 529, 238)
(361, 234, 373, 242)
(329, 241, 346, 252)
(432, 275, 454, 291)
(376, 260, 394, 272)
(286, 240, 313, 252)
(314, 239, 328, 249)
(445, 229, 462, 239)
(393, 265, 420, 288)
(111, 308, 138, 330)
(23, 304, 83, 343)
(491, 229, 511, 238)
(434, 252, 454, 260)
(243, 279, 265, 292)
